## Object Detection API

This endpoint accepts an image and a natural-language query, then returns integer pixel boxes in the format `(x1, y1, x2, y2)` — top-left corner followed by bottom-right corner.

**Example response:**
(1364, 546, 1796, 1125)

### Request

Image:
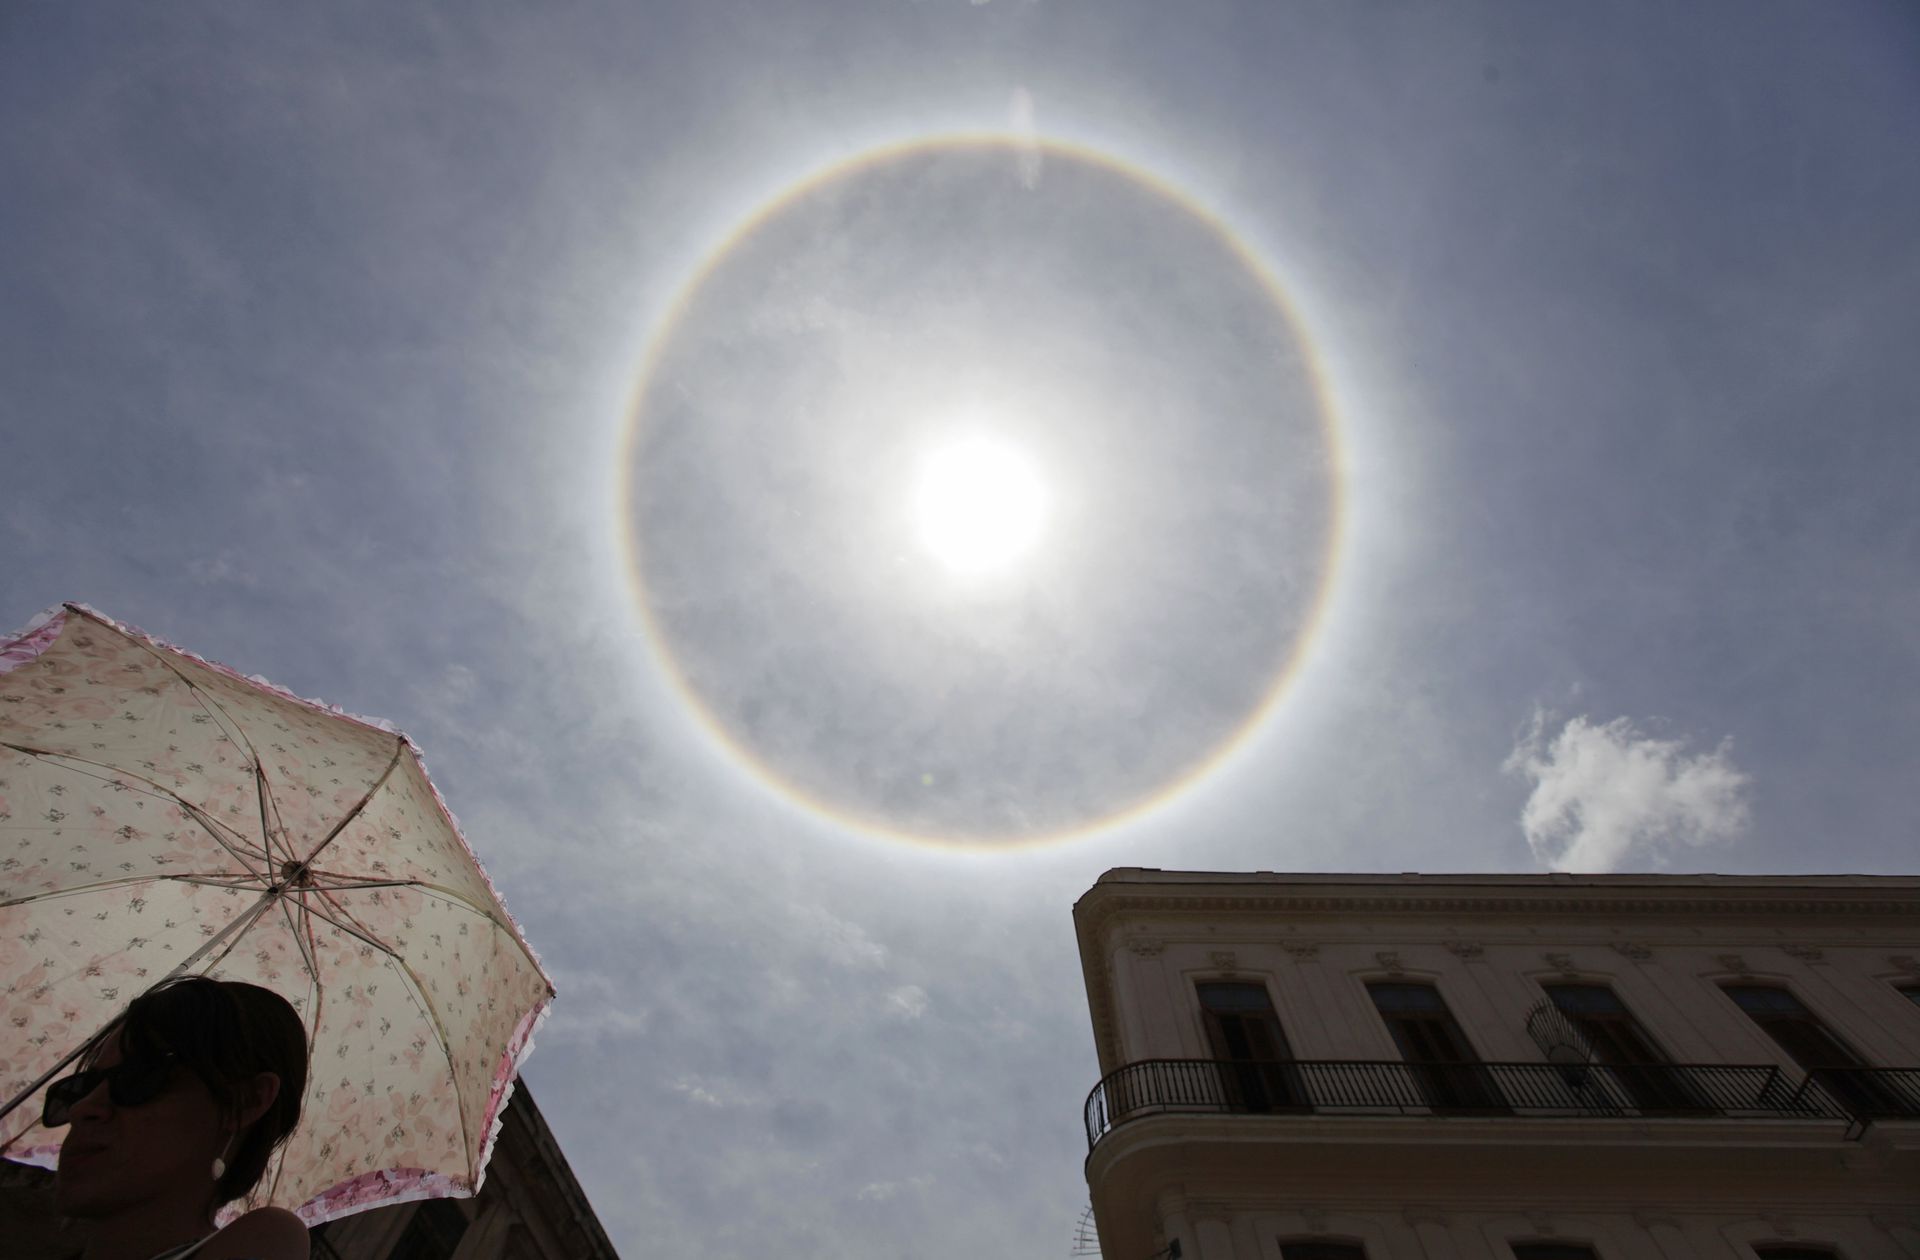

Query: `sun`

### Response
(910, 435, 1048, 577)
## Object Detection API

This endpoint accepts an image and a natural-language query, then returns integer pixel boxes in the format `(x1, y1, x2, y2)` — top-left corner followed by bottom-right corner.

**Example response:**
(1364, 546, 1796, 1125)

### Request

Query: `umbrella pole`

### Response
(0, 889, 277, 1138)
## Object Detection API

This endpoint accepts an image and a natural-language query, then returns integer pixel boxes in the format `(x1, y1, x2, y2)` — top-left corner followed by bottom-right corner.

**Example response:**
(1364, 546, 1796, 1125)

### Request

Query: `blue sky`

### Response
(4, 3, 1918, 1256)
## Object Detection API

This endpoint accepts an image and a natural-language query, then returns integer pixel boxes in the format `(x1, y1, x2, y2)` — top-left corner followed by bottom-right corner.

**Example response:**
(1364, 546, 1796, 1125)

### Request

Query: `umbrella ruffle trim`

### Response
(3, 1143, 57, 1172)
(4, 604, 561, 1218)
(402, 733, 550, 980)
(11, 603, 553, 987)
(288, 991, 551, 1223)
(0, 605, 67, 677)
(2, 603, 411, 742)
(291, 1167, 472, 1227)
(472, 992, 554, 1194)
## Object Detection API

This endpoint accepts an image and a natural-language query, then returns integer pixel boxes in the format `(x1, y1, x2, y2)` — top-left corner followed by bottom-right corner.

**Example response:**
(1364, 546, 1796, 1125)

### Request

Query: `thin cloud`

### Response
(186, 552, 260, 589)
(796, 904, 890, 971)
(671, 1075, 757, 1109)
(884, 984, 930, 1020)
(855, 1175, 931, 1203)
(1504, 708, 1751, 872)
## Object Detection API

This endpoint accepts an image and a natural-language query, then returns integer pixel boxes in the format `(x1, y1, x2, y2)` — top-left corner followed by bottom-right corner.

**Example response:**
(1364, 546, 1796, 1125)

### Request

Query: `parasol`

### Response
(0, 604, 554, 1223)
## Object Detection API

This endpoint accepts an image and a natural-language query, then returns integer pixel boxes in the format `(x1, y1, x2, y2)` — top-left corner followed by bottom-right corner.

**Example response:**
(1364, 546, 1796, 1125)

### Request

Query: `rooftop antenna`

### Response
(1071, 1205, 1102, 1257)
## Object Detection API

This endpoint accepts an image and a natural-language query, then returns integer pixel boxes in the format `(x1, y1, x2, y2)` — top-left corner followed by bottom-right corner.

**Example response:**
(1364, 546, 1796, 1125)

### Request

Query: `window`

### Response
(1544, 984, 1661, 1061)
(306, 1224, 348, 1260)
(1280, 1243, 1367, 1260)
(1196, 981, 1301, 1111)
(1367, 982, 1503, 1111)
(1898, 984, 1920, 1009)
(390, 1198, 470, 1260)
(1544, 983, 1701, 1113)
(1511, 1245, 1599, 1260)
(1724, 986, 1858, 1078)
(1724, 986, 1859, 1068)
(1724, 985, 1909, 1118)
(1198, 982, 1289, 1060)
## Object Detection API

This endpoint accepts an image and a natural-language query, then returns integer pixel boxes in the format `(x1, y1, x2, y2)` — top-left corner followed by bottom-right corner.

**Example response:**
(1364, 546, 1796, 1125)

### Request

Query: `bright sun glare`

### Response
(911, 436, 1048, 577)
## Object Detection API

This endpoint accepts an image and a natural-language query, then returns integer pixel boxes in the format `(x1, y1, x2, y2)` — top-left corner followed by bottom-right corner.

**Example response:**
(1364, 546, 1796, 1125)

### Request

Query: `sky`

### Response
(3, 3, 1918, 1257)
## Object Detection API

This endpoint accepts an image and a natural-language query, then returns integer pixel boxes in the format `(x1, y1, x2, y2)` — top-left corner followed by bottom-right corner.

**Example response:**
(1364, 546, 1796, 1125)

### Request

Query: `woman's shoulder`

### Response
(191, 1206, 310, 1260)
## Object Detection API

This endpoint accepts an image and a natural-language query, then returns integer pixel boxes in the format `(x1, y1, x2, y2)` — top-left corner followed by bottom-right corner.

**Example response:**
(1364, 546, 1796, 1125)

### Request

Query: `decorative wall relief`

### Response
(1443, 940, 1485, 962)
(1781, 943, 1825, 964)
(1207, 950, 1238, 971)
(1125, 936, 1165, 958)
(1717, 954, 1751, 976)
(1542, 952, 1579, 976)
(1282, 942, 1320, 964)
(1610, 941, 1653, 962)
(1374, 950, 1404, 975)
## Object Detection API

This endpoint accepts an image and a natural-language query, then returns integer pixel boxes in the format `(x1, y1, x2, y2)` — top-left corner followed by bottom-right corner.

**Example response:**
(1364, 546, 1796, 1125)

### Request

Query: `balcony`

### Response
(1082, 1058, 1865, 1150)
(1803, 1066, 1920, 1122)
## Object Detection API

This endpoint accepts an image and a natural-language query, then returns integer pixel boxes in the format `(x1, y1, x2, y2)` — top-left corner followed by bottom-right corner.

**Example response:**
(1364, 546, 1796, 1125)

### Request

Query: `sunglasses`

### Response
(42, 1054, 177, 1127)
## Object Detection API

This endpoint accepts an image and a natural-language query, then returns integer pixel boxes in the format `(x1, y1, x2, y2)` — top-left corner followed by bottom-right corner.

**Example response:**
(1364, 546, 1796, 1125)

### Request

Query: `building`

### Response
(307, 1079, 619, 1260)
(2, 1078, 619, 1260)
(1074, 870, 1920, 1260)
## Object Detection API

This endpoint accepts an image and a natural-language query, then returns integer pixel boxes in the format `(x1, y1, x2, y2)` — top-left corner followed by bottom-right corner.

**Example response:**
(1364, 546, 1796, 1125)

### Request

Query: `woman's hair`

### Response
(91, 976, 309, 1207)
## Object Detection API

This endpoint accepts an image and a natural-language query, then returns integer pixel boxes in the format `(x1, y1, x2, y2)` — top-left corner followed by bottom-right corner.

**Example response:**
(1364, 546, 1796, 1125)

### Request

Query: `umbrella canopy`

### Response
(0, 604, 554, 1223)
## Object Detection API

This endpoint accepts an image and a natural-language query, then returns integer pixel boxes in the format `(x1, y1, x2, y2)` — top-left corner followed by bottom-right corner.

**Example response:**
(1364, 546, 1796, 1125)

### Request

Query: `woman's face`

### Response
(52, 1031, 229, 1221)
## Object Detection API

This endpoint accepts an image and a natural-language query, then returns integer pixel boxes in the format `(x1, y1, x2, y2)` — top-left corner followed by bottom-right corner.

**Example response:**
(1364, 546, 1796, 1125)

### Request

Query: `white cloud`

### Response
(795, 904, 889, 971)
(1503, 708, 1752, 872)
(883, 984, 930, 1020)
(541, 1001, 651, 1049)
(535, 966, 652, 1048)
(186, 552, 259, 589)
(670, 1075, 755, 1109)
(855, 1175, 932, 1203)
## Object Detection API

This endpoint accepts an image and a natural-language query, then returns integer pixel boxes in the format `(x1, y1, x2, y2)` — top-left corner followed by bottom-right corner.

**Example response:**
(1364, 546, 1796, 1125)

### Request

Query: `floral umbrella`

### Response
(0, 604, 554, 1223)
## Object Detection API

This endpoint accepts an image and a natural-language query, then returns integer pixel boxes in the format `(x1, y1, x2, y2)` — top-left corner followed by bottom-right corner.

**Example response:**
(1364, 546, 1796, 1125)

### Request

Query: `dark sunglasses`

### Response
(42, 1054, 176, 1127)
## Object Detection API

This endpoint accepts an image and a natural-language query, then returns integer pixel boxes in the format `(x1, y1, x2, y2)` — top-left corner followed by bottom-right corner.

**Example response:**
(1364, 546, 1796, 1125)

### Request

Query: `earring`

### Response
(212, 1155, 226, 1179)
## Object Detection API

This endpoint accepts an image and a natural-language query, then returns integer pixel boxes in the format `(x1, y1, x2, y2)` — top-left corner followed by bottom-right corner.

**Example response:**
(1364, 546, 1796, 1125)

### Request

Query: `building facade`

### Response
(1075, 871, 1920, 1260)
(2, 1078, 618, 1260)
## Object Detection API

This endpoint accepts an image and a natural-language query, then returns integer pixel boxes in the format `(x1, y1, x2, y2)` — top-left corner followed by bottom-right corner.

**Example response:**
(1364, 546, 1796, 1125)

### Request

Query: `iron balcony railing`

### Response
(1798, 1066, 1920, 1120)
(1083, 1058, 1854, 1150)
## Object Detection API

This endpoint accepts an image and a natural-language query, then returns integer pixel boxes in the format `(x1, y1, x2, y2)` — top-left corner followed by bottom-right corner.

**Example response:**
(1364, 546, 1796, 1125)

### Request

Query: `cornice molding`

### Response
(1543, 952, 1580, 976)
(1079, 889, 1920, 942)
(1073, 881, 1920, 1075)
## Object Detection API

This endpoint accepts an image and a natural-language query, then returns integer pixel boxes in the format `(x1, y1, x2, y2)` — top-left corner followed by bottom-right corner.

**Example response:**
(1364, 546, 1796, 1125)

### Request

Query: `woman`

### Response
(44, 976, 311, 1260)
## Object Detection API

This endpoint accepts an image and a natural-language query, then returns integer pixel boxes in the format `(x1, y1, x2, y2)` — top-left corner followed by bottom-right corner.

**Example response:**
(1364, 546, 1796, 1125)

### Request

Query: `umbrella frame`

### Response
(0, 603, 554, 1220)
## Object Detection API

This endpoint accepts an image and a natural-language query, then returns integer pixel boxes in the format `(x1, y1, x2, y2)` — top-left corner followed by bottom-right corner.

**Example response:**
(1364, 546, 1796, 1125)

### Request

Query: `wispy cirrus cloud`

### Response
(883, 984, 929, 1020)
(1504, 707, 1752, 872)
